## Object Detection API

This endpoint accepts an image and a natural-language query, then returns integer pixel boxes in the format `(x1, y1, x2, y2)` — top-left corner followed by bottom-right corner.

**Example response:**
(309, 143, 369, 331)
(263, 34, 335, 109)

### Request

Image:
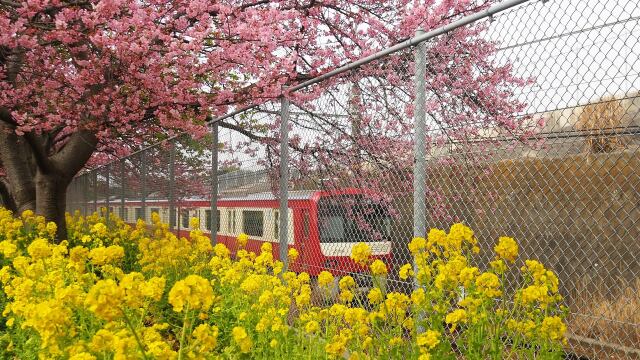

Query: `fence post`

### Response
(279, 94, 290, 271)
(105, 165, 110, 225)
(120, 159, 126, 219)
(82, 175, 88, 216)
(140, 151, 147, 221)
(413, 30, 427, 272)
(169, 140, 176, 230)
(210, 122, 219, 244)
(93, 171, 98, 214)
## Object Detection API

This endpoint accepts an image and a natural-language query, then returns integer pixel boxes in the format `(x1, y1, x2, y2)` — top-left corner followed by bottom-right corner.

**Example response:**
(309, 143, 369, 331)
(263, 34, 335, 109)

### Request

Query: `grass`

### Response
(567, 278, 640, 356)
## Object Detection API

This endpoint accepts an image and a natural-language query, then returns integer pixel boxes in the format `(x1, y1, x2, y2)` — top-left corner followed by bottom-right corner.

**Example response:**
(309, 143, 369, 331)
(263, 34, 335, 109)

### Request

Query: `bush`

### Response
(0, 208, 566, 359)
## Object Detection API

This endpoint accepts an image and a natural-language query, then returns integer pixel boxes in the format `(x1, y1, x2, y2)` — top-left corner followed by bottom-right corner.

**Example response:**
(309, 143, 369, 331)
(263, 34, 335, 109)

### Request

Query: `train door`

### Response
(300, 208, 310, 265)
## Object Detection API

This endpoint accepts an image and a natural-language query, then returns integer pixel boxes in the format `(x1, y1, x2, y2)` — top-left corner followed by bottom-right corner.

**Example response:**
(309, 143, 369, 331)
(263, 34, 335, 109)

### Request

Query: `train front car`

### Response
(305, 189, 394, 289)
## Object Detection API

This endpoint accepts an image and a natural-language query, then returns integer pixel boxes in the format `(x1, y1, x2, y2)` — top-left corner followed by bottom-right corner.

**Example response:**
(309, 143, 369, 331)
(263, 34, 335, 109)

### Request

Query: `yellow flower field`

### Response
(0, 208, 566, 359)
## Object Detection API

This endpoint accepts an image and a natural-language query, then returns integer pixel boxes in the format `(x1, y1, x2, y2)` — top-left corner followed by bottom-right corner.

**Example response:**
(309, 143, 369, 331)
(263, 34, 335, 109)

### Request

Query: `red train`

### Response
(109, 188, 393, 276)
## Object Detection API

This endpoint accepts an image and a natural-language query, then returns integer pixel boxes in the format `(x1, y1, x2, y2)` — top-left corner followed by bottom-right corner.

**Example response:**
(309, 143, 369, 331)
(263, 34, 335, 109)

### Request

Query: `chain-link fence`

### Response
(66, 0, 640, 357)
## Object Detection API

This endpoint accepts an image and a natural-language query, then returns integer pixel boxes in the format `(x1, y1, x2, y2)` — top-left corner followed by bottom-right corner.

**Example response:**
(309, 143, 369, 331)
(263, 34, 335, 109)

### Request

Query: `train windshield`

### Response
(318, 195, 391, 243)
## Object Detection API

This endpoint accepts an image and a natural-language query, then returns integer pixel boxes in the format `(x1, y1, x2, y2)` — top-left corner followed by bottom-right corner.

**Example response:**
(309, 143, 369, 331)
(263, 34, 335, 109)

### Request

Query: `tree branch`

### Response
(49, 129, 98, 179)
(23, 133, 54, 173)
(218, 120, 305, 153)
(0, 0, 20, 8)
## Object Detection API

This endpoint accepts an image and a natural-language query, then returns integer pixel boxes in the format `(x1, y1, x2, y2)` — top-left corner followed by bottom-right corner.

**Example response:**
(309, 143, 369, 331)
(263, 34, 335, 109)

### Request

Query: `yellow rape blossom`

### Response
(141, 276, 166, 301)
(540, 316, 567, 342)
(489, 259, 507, 274)
(237, 233, 249, 248)
(339, 275, 356, 290)
(305, 320, 320, 334)
(368, 287, 384, 304)
(0, 209, 568, 360)
(192, 324, 219, 352)
(411, 288, 426, 306)
(494, 236, 519, 263)
(0, 240, 17, 258)
(27, 238, 52, 260)
(370, 259, 387, 275)
(408, 236, 427, 254)
(168, 275, 214, 312)
(232, 326, 253, 353)
(507, 319, 537, 339)
(69, 353, 96, 360)
(213, 243, 230, 258)
(88, 245, 125, 266)
(459, 266, 479, 288)
(399, 263, 414, 280)
(416, 329, 440, 350)
(85, 279, 124, 321)
(445, 309, 468, 332)
(318, 271, 334, 287)
(350, 242, 371, 266)
(475, 272, 502, 298)
(288, 248, 299, 262)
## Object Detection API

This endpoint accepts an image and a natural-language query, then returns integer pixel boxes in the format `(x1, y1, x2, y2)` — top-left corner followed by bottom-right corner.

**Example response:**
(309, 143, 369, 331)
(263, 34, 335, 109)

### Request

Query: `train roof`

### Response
(96, 190, 320, 204)
(95, 189, 371, 204)
(219, 190, 318, 201)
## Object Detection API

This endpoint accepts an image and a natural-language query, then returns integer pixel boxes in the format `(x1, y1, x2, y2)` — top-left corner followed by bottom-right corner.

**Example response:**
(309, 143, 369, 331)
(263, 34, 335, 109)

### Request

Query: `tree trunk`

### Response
(0, 121, 36, 213)
(0, 179, 18, 213)
(35, 171, 70, 241)
(2, 113, 97, 241)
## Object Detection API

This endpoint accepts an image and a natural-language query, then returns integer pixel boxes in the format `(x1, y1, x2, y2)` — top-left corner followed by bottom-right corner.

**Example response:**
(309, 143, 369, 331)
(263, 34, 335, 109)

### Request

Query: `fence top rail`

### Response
(289, 0, 531, 92)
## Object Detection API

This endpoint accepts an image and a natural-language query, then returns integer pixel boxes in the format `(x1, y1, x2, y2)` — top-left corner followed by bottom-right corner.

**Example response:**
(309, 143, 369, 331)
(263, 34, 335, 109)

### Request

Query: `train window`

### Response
(243, 210, 264, 237)
(318, 196, 391, 243)
(319, 215, 345, 242)
(122, 207, 128, 220)
(181, 210, 189, 229)
(274, 210, 279, 240)
(150, 207, 159, 216)
(135, 207, 143, 220)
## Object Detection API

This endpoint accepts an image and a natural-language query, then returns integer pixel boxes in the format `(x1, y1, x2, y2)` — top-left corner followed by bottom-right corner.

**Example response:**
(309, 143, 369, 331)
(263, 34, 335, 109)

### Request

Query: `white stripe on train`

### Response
(319, 241, 391, 257)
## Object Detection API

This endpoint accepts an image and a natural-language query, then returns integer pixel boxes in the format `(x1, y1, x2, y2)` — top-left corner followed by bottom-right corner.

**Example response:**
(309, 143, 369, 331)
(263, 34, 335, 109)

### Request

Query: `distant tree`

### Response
(576, 96, 626, 153)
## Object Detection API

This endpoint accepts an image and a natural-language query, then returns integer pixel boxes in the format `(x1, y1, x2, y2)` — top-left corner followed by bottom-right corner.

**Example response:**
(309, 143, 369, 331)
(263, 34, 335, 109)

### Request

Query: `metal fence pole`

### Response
(82, 175, 88, 216)
(120, 160, 125, 219)
(140, 152, 146, 221)
(169, 140, 176, 230)
(279, 94, 290, 271)
(105, 165, 110, 224)
(93, 171, 98, 214)
(210, 122, 219, 244)
(413, 31, 427, 262)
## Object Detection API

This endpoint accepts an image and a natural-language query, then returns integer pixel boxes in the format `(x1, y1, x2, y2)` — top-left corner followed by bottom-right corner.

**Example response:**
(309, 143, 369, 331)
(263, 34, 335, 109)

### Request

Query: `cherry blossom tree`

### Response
(1, 0, 528, 240)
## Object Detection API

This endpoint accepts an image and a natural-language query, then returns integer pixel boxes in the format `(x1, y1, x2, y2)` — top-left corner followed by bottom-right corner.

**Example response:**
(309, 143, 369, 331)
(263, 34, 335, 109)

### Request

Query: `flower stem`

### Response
(122, 310, 150, 360)
(177, 306, 191, 360)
